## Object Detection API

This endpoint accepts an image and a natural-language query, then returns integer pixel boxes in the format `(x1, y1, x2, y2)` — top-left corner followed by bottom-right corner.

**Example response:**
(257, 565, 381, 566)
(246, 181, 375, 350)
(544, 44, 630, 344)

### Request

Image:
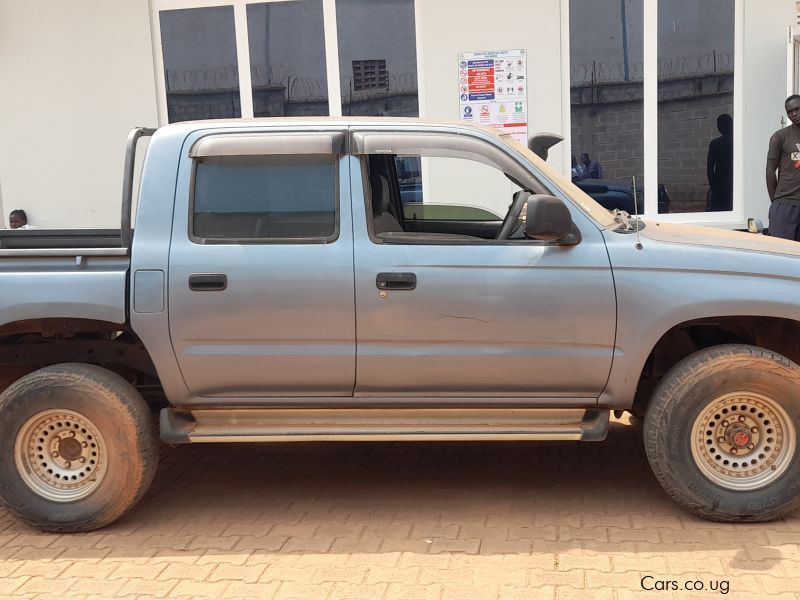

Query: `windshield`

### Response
(500, 135, 617, 229)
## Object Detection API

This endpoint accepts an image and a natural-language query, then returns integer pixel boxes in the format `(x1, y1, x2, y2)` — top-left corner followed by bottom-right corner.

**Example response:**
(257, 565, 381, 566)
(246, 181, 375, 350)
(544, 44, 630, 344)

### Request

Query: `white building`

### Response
(0, 0, 796, 229)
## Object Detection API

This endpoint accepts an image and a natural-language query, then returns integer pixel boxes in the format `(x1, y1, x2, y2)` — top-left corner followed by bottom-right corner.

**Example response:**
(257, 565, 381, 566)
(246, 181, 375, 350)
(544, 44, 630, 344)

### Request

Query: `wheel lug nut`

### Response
(731, 448, 738, 454)
(718, 437, 726, 444)
(64, 461, 71, 468)
(739, 416, 746, 422)
(79, 457, 85, 463)
(722, 420, 729, 427)
(81, 442, 88, 448)
(751, 427, 758, 433)
(52, 451, 59, 457)
(748, 444, 755, 450)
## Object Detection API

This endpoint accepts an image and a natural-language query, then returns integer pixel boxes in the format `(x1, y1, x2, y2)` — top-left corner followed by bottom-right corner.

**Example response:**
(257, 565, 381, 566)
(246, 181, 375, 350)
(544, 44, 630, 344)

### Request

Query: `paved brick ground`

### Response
(0, 416, 798, 599)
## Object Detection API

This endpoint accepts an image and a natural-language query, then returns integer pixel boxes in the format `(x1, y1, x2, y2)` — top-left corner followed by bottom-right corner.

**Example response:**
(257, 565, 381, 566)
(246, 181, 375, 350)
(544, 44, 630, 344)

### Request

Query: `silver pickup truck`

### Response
(2, 118, 800, 532)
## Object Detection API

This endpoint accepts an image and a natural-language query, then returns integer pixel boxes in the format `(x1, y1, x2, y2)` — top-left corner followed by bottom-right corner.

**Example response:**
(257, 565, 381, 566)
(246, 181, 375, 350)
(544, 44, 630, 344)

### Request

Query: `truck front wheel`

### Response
(644, 344, 800, 522)
(0, 363, 158, 532)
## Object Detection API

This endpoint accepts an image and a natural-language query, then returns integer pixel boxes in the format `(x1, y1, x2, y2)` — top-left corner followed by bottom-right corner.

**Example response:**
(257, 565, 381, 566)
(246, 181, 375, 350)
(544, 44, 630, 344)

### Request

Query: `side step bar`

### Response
(160, 407, 609, 444)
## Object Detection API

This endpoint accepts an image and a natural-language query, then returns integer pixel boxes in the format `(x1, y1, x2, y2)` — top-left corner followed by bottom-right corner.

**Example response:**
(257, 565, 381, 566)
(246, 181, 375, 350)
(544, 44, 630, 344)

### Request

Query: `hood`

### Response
(638, 221, 800, 258)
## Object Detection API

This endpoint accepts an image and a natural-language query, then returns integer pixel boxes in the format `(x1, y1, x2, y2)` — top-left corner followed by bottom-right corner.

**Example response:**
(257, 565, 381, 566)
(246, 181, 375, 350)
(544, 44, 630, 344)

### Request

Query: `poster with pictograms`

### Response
(458, 49, 528, 145)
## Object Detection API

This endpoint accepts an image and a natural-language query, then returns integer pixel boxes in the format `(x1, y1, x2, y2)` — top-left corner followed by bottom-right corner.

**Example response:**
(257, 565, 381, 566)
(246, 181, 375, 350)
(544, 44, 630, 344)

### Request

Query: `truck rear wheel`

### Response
(644, 344, 800, 522)
(0, 363, 158, 532)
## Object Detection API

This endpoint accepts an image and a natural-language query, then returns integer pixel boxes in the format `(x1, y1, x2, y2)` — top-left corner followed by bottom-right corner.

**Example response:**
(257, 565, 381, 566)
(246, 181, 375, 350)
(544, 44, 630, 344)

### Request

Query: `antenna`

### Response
(632, 175, 643, 250)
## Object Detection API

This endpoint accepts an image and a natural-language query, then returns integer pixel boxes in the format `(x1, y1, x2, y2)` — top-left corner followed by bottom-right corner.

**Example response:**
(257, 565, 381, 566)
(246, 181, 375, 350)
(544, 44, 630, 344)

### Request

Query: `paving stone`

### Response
(329, 582, 388, 599)
(0, 578, 29, 595)
(365, 566, 419, 584)
(441, 584, 498, 600)
(220, 581, 281, 599)
(156, 562, 215, 582)
(208, 563, 267, 583)
(170, 579, 231, 598)
(0, 424, 797, 600)
(385, 583, 442, 600)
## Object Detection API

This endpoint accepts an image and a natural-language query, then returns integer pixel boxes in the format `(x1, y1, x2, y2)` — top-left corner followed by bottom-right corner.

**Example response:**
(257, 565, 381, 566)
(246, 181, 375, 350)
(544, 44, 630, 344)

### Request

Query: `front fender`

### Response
(600, 232, 800, 408)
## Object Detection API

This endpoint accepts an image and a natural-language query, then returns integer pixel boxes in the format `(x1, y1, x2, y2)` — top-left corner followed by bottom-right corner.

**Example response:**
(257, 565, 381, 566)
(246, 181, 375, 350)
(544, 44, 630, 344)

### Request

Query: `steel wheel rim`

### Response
(14, 409, 108, 502)
(691, 392, 796, 491)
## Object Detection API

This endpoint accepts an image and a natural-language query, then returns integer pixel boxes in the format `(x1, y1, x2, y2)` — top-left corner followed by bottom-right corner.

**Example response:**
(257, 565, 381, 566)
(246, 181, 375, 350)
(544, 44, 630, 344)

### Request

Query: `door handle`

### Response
(376, 272, 416, 290)
(189, 273, 227, 291)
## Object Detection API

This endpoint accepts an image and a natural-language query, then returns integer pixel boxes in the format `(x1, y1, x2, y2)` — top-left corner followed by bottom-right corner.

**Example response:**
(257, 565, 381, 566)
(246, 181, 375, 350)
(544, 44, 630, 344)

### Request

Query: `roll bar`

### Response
(121, 127, 157, 251)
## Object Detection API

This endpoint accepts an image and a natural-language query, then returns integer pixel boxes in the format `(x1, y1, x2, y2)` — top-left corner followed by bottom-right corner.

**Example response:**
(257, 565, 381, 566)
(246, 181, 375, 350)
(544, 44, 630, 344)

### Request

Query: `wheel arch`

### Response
(630, 316, 800, 417)
(0, 318, 161, 400)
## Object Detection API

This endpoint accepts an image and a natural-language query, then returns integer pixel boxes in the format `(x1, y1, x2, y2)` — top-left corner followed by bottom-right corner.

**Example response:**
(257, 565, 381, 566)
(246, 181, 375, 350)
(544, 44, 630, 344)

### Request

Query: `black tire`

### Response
(644, 344, 800, 522)
(0, 363, 158, 532)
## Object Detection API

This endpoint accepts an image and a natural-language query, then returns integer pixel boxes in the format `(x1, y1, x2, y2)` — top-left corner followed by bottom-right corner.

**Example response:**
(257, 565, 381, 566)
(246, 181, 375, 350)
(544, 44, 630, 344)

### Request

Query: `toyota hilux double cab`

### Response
(1, 118, 800, 532)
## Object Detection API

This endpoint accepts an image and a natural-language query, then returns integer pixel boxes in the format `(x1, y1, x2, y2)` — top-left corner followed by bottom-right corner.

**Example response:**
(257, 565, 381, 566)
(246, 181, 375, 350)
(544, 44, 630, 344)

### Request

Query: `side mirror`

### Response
(524, 194, 575, 243)
(528, 133, 564, 161)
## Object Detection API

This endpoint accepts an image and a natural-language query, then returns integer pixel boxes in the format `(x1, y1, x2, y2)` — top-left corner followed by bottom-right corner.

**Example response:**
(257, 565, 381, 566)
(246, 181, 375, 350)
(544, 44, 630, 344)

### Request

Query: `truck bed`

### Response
(0, 249, 130, 330)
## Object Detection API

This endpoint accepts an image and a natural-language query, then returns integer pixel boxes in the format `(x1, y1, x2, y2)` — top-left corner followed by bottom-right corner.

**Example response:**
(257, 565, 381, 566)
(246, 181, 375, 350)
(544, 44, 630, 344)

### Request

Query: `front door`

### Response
(350, 128, 616, 399)
(168, 129, 356, 398)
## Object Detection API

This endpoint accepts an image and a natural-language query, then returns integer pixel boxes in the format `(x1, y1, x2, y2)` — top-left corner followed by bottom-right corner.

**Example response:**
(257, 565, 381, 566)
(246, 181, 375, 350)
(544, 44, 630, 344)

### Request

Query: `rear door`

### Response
(350, 127, 617, 400)
(168, 128, 356, 399)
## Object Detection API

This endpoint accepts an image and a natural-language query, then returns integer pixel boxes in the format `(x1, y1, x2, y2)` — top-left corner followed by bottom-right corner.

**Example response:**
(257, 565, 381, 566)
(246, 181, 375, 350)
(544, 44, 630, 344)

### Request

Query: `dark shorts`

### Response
(768, 201, 800, 241)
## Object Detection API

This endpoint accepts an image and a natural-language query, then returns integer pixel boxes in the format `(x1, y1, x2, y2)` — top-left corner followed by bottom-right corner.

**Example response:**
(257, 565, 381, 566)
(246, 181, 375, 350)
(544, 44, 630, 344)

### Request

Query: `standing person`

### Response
(8, 209, 33, 229)
(707, 113, 734, 211)
(766, 95, 800, 240)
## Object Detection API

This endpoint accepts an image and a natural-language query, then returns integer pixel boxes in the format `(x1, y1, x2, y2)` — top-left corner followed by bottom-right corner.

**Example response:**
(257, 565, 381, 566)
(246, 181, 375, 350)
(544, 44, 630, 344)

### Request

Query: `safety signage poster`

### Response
(457, 49, 528, 145)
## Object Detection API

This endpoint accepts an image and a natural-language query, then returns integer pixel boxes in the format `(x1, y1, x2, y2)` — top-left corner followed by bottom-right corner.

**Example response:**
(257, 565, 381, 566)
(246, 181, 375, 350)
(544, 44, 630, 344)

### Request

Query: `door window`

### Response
(357, 133, 541, 242)
(394, 155, 518, 223)
(191, 154, 337, 243)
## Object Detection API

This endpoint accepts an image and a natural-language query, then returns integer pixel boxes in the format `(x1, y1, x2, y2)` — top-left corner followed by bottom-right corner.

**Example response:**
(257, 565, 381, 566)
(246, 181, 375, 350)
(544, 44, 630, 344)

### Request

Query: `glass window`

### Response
(658, 0, 734, 213)
(365, 148, 525, 243)
(570, 0, 649, 214)
(394, 155, 516, 222)
(192, 155, 337, 241)
(246, 1, 329, 117)
(336, 0, 419, 116)
(160, 6, 241, 123)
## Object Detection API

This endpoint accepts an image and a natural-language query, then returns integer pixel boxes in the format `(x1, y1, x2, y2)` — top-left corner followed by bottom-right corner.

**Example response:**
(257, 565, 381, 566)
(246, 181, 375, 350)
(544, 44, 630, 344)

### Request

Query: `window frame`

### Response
(151, 0, 344, 123)
(353, 129, 579, 247)
(643, 0, 743, 224)
(564, 0, 744, 224)
(187, 132, 343, 245)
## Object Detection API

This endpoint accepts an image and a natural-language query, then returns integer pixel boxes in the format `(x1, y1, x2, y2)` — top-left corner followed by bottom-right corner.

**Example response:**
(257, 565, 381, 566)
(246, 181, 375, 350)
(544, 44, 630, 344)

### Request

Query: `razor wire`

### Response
(165, 64, 329, 102)
(571, 52, 733, 86)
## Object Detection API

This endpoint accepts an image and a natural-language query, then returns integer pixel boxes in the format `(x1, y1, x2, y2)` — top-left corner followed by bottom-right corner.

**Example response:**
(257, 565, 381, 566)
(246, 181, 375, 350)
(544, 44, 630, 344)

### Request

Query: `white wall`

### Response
(0, 0, 158, 229)
(417, 0, 565, 155)
(742, 0, 796, 226)
(416, 0, 566, 208)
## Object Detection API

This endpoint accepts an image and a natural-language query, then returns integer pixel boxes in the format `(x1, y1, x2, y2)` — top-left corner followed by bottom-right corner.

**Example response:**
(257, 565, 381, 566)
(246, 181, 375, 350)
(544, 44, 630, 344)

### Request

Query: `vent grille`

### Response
(352, 60, 388, 92)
